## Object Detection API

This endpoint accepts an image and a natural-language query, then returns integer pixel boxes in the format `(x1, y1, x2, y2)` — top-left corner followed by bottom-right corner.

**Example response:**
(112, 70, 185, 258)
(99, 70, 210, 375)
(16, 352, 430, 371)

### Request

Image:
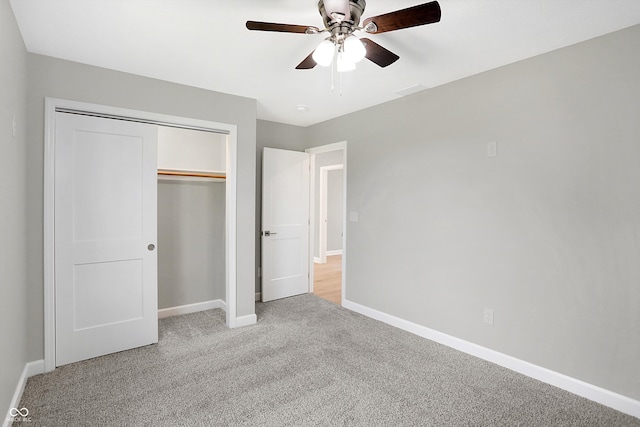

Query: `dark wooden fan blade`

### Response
(361, 38, 399, 67)
(362, 1, 441, 34)
(246, 21, 318, 34)
(296, 51, 317, 70)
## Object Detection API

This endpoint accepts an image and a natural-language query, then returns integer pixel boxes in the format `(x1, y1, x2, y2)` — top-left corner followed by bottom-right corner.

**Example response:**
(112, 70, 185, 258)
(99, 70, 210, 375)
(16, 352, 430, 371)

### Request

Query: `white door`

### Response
(261, 148, 310, 302)
(55, 112, 158, 366)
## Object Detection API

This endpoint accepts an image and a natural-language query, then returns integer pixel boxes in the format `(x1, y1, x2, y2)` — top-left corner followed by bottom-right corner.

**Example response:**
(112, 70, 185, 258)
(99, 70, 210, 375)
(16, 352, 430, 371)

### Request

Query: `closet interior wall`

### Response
(157, 126, 226, 310)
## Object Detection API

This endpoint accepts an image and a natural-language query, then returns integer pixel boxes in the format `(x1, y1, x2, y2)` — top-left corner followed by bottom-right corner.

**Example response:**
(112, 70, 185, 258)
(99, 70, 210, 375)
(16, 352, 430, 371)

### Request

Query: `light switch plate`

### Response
(483, 308, 494, 325)
(487, 141, 497, 157)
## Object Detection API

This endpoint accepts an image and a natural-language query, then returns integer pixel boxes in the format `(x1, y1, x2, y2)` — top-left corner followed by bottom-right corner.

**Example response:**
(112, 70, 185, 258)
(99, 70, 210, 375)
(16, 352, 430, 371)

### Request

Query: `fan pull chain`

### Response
(330, 56, 335, 93)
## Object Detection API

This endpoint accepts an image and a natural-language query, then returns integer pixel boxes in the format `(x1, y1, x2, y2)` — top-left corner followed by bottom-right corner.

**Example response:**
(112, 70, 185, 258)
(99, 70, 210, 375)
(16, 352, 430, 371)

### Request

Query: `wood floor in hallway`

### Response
(313, 255, 342, 305)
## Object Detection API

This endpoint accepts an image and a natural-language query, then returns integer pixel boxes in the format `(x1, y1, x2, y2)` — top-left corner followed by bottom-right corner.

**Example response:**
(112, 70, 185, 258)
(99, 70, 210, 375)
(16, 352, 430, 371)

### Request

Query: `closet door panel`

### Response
(55, 112, 158, 367)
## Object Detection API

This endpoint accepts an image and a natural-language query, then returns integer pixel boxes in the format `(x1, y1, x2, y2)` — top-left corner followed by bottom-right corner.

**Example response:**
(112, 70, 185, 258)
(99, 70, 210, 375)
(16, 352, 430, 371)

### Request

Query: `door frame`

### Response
(43, 97, 239, 372)
(318, 164, 344, 264)
(306, 141, 346, 301)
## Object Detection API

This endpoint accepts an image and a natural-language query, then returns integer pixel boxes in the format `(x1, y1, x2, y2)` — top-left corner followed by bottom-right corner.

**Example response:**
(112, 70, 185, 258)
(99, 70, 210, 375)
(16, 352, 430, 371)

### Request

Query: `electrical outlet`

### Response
(483, 308, 494, 325)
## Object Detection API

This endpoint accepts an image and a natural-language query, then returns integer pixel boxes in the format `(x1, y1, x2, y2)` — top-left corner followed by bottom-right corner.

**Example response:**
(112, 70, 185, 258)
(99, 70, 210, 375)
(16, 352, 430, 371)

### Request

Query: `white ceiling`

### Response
(10, 0, 640, 127)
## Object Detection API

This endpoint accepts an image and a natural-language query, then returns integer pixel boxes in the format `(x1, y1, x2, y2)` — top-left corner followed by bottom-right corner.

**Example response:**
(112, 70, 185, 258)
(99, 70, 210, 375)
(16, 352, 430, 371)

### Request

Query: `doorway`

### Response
(306, 142, 346, 306)
(318, 165, 344, 262)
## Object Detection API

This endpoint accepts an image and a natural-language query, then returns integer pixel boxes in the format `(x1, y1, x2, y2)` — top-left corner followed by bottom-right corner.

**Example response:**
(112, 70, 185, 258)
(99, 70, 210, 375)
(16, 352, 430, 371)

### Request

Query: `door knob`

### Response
(263, 231, 278, 236)
(148, 244, 155, 251)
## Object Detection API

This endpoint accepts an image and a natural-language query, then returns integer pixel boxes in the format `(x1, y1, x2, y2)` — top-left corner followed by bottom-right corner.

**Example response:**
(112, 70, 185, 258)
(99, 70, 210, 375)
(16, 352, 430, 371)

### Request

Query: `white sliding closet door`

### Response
(55, 112, 158, 366)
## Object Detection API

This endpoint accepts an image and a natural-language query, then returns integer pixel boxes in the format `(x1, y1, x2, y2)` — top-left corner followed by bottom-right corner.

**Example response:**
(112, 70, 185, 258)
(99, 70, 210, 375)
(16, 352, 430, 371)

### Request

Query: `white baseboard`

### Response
(158, 299, 226, 319)
(342, 299, 640, 419)
(326, 250, 343, 256)
(157, 299, 256, 329)
(314, 257, 321, 264)
(255, 292, 261, 302)
(234, 313, 257, 328)
(3, 360, 45, 427)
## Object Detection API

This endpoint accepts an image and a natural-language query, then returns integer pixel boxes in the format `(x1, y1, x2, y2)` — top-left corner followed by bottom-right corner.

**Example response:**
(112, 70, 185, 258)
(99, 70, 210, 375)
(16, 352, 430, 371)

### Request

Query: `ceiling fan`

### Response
(246, 0, 441, 71)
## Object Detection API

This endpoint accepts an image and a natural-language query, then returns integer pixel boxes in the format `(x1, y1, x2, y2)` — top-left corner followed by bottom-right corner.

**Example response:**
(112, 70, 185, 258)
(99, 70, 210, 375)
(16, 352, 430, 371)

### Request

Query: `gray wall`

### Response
(313, 150, 344, 258)
(26, 54, 257, 361)
(158, 180, 225, 309)
(305, 25, 640, 400)
(0, 0, 28, 416)
(255, 120, 307, 294)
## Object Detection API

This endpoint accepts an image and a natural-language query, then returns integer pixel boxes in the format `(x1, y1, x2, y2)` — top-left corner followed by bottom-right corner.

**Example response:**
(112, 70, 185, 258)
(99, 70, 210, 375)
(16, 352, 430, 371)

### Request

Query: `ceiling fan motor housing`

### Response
(318, 0, 366, 38)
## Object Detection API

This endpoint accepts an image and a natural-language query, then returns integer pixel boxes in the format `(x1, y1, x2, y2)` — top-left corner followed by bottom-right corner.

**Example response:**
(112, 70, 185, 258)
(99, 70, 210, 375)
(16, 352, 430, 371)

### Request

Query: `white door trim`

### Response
(305, 142, 347, 302)
(318, 164, 344, 264)
(44, 97, 239, 372)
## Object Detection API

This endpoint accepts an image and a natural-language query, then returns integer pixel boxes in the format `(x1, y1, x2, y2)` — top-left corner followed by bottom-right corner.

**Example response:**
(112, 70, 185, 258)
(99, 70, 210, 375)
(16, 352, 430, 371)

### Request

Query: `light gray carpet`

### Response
(20, 294, 639, 426)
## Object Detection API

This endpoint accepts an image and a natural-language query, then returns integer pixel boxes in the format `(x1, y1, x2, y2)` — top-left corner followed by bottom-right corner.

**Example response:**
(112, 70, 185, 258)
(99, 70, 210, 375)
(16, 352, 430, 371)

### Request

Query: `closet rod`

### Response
(158, 170, 226, 179)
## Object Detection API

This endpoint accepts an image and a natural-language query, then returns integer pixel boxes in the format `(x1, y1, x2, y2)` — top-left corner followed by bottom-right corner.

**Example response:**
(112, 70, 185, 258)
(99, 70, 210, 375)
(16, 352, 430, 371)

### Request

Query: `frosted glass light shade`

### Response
(337, 51, 356, 72)
(312, 39, 335, 67)
(343, 36, 366, 63)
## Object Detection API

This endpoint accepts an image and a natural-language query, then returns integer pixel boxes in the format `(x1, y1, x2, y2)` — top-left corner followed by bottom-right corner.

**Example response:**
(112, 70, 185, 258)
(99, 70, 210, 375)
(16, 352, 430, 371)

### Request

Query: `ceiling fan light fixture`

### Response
(337, 51, 356, 72)
(312, 39, 335, 67)
(343, 35, 366, 63)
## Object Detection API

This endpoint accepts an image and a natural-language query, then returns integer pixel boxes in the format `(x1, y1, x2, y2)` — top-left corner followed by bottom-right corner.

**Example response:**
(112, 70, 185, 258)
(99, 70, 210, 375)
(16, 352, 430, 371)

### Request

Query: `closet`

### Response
(48, 100, 240, 369)
(156, 126, 227, 312)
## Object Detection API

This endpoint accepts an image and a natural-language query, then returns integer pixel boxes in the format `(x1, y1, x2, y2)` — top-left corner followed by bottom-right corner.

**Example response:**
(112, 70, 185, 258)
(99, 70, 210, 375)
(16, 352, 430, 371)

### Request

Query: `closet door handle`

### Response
(148, 244, 155, 251)
(263, 231, 277, 236)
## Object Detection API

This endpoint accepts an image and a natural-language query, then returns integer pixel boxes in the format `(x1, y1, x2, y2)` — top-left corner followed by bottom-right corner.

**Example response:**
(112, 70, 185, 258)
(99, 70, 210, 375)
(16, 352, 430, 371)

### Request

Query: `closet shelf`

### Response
(157, 169, 226, 180)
